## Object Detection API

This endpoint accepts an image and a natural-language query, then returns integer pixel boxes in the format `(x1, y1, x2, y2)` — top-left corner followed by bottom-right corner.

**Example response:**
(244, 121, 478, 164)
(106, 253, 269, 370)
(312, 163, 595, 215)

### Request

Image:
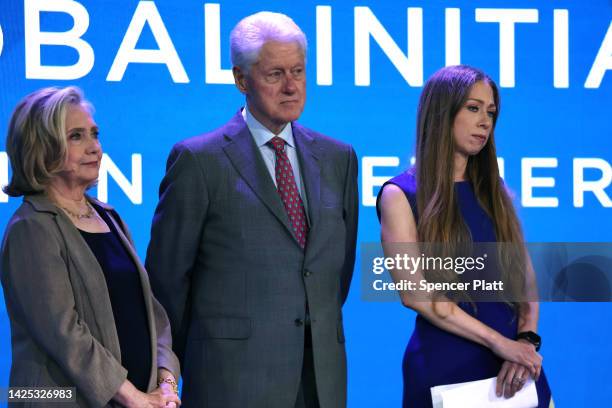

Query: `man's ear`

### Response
(233, 66, 248, 94)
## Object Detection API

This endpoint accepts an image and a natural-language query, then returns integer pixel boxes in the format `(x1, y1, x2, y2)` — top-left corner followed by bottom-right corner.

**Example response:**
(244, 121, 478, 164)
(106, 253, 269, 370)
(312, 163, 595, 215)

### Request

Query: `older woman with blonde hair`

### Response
(1, 86, 180, 407)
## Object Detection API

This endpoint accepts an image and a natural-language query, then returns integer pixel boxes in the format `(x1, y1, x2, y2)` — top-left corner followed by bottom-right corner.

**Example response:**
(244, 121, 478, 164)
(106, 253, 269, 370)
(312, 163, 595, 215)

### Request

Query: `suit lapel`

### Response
(293, 124, 321, 232)
(222, 113, 298, 242)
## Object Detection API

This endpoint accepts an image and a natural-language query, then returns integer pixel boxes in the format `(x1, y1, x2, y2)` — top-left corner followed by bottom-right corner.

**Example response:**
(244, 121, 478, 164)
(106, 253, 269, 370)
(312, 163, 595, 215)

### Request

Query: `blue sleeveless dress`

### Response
(376, 172, 552, 407)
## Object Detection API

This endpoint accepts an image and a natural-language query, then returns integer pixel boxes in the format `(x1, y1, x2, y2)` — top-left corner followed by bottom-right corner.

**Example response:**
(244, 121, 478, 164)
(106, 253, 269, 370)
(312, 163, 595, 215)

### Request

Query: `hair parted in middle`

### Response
(414, 64, 527, 308)
(230, 11, 307, 74)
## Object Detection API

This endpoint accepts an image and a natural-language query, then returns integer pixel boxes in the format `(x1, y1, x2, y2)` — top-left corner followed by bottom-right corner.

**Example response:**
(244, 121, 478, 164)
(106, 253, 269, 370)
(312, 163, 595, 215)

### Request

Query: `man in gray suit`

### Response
(146, 11, 358, 408)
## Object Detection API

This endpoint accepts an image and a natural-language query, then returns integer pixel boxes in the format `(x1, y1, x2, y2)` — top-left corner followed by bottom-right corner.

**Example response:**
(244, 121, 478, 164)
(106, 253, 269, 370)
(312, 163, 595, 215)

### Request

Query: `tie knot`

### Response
(268, 136, 286, 154)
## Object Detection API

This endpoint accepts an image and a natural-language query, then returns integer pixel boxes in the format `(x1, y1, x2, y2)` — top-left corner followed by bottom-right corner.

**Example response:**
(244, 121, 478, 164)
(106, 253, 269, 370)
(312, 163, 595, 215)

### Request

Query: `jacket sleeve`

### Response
(152, 295, 181, 379)
(0, 217, 127, 407)
(145, 143, 209, 364)
(341, 146, 359, 305)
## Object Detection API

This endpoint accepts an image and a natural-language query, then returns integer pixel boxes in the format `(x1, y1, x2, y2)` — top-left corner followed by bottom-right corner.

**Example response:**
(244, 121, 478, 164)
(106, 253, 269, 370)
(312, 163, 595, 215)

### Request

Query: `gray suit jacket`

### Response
(1, 195, 180, 407)
(146, 112, 359, 408)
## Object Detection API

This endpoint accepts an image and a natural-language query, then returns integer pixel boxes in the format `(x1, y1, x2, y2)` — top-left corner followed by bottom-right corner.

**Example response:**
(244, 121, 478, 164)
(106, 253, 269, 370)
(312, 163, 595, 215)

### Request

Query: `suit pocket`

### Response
(194, 316, 252, 340)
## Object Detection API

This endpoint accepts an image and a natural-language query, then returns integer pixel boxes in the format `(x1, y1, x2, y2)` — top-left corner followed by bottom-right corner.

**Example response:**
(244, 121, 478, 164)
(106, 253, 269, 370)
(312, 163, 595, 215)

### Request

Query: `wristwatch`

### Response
(517, 331, 541, 351)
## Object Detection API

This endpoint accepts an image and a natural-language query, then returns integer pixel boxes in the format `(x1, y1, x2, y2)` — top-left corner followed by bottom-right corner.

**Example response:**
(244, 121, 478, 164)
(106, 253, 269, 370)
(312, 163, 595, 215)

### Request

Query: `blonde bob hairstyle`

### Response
(3, 86, 92, 197)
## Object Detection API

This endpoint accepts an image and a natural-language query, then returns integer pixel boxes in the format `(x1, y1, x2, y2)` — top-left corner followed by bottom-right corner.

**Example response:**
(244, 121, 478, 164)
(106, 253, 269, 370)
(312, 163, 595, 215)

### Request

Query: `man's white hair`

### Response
(230, 11, 307, 73)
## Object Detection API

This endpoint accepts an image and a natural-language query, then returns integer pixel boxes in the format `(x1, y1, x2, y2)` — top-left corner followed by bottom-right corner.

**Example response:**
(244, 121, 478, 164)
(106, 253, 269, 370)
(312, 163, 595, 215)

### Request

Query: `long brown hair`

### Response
(415, 65, 526, 308)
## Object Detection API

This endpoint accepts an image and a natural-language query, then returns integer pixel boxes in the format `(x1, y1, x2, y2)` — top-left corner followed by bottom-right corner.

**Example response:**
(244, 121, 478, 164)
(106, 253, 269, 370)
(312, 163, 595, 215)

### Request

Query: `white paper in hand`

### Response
(431, 376, 538, 408)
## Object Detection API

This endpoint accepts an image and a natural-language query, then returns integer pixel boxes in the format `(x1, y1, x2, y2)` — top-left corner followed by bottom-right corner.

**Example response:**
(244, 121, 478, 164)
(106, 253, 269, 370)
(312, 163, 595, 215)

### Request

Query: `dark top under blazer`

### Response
(79, 206, 152, 392)
(146, 112, 359, 408)
(1, 195, 180, 407)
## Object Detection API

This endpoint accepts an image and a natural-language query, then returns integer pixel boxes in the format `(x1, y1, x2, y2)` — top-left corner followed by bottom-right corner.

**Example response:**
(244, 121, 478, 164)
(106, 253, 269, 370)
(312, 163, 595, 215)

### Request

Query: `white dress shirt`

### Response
(242, 107, 308, 210)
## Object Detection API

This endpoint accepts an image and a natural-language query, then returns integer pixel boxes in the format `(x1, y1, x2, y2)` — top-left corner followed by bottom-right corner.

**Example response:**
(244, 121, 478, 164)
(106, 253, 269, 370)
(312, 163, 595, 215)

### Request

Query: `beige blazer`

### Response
(1, 194, 180, 407)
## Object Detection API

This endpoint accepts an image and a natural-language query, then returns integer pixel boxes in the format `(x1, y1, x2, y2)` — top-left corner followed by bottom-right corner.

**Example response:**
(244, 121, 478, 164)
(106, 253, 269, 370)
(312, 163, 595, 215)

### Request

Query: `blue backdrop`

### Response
(1, 0, 611, 406)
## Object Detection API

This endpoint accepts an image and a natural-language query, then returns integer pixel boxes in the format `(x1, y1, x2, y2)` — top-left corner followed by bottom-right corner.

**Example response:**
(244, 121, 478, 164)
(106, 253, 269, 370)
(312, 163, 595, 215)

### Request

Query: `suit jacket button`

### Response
(295, 318, 304, 327)
(303, 270, 312, 277)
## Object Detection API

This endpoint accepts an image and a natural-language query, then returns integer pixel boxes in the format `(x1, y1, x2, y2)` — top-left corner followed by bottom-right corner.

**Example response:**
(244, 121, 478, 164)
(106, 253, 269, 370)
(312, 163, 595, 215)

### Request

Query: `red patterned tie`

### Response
(268, 136, 309, 248)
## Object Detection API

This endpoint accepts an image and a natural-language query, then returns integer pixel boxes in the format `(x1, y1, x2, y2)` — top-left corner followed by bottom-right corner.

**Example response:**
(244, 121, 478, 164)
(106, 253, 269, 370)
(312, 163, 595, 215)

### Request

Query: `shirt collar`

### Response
(242, 106, 295, 148)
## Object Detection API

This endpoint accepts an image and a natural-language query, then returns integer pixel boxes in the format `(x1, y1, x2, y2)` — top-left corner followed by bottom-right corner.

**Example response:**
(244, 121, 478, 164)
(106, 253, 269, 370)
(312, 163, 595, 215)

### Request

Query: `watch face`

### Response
(517, 331, 542, 344)
(519, 331, 541, 350)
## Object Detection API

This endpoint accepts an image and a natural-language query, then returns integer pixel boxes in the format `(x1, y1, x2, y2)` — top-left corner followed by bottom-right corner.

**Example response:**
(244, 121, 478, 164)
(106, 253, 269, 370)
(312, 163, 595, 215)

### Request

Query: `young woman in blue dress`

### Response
(377, 65, 552, 407)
